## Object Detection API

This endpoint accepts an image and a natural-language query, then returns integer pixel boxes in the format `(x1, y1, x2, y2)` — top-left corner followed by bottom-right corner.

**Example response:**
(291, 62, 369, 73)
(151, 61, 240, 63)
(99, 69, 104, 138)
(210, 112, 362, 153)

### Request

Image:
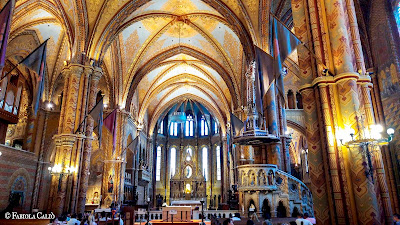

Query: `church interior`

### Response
(0, 0, 400, 224)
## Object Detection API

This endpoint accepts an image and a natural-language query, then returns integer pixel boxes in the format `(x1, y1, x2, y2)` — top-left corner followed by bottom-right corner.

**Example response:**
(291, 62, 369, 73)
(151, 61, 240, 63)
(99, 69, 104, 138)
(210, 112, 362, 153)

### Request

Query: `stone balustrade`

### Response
(138, 169, 151, 183)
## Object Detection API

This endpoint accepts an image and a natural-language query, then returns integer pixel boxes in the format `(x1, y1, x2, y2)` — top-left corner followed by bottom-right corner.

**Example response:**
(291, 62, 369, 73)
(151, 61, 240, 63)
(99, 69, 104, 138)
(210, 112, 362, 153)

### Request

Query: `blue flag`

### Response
(19, 40, 47, 116)
(271, 15, 301, 98)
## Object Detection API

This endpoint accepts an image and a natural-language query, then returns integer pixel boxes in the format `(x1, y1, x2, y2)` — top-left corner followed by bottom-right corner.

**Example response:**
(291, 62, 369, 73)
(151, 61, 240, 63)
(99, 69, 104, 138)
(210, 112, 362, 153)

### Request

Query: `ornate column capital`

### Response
(92, 67, 103, 81)
(65, 64, 85, 78)
(52, 133, 85, 147)
(83, 66, 93, 78)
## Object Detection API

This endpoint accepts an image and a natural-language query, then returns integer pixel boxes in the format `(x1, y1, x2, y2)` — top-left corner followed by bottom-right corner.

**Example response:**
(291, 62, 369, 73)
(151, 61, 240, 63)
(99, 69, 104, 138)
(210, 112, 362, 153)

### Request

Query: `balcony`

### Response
(138, 169, 151, 184)
(286, 109, 305, 127)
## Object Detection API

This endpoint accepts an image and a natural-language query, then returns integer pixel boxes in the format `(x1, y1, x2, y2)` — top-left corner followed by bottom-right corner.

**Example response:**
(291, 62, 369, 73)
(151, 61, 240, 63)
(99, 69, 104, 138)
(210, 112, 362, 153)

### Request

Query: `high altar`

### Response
(169, 146, 206, 201)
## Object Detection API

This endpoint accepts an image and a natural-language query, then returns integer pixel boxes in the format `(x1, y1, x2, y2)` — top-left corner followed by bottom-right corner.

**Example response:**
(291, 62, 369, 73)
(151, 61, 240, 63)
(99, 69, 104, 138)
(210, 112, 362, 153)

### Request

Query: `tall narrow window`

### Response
(202, 147, 208, 181)
(216, 146, 221, 180)
(190, 118, 193, 136)
(156, 146, 162, 181)
(296, 92, 303, 109)
(214, 121, 218, 134)
(201, 117, 208, 136)
(287, 90, 295, 109)
(174, 122, 178, 136)
(158, 120, 164, 134)
(185, 115, 194, 137)
(304, 149, 309, 173)
(169, 122, 178, 136)
(395, 2, 400, 33)
(170, 147, 176, 177)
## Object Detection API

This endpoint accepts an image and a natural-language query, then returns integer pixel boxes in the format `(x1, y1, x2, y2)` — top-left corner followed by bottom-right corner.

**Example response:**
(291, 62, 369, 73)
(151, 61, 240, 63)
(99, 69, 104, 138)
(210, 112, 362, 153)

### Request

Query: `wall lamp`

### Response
(48, 164, 77, 175)
(338, 125, 395, 182)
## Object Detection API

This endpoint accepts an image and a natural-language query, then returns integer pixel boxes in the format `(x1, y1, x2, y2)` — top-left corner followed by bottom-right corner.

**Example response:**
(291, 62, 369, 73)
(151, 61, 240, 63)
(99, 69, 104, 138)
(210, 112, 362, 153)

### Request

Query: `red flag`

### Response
(0, 0, 13, 69)
(104, 109, 117, 152)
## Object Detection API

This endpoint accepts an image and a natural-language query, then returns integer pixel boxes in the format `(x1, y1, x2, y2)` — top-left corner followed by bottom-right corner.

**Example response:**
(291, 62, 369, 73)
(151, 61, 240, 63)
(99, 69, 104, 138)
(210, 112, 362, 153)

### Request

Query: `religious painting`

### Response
(108, 175, 114, 193)
(10, 176, 27, 207)
(184, 166, 192, 178)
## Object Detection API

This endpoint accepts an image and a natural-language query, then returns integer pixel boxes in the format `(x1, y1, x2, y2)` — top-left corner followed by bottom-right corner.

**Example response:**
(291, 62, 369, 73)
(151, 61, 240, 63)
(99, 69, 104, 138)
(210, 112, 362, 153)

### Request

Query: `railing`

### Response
(138, 169, 151, 183)
(237, 164, 314, 217)
(193, 210, 240, 219)
(134, 210, 241, 221)
(125, 172, 132, 184)
(286, 109, 305, 127)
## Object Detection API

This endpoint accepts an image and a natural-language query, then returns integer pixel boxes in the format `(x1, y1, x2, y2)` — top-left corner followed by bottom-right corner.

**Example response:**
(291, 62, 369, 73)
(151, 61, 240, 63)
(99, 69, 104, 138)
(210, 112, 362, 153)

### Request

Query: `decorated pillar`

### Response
(325, 0, 384, 222)
(49, 64, 86, 216)
(291, 0, 335, 223)
(31, 109, 49, 210)
(101, 109, 129, 207)
(336, 75, 381, 224)
(359, 79, 393, 222)
(222, 136, 229, 202)
(77, 67, 103, 213)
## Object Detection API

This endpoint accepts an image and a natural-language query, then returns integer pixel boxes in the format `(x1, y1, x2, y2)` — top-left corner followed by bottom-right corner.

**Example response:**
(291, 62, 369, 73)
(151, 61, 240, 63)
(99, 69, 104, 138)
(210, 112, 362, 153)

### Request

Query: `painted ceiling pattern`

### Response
(7, 0, 295, 132)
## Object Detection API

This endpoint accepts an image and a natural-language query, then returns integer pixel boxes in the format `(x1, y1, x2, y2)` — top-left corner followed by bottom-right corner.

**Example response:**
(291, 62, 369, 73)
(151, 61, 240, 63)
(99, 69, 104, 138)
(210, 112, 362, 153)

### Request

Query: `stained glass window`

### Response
(202, 147, 208, 181)
(156, 146, 162, 181)
(216, 146, 221, 180)
(170, 147, 176, 177)
(395, 2, 400, 33)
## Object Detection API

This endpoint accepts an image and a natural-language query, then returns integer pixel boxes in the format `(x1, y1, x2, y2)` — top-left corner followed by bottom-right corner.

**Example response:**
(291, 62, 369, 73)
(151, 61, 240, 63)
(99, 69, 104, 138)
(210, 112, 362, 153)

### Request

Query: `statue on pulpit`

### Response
(267, 171, 274, 185)
(139, 160, 144, 169)
(108, 175, 113, 193)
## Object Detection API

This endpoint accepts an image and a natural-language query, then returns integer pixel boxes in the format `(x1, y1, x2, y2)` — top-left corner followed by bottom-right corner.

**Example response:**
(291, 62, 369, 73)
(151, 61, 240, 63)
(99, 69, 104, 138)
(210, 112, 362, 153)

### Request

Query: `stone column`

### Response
(77, 67, 103, 213)
(50, 64, 84, 216)
(336, 76, 381, 224)
(360, 81, 393, 222)
(100, 110, 129, 207)
(31, 109, 49, 210)
(222, 137, 229, 201)
(51, 134, 81, 216)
